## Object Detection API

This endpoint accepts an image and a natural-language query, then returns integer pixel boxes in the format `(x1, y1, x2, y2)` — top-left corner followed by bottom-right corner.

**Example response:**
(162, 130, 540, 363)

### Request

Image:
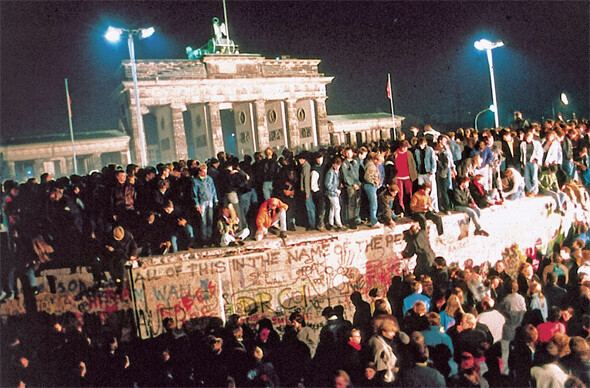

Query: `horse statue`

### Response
(186, 17, 238, 60)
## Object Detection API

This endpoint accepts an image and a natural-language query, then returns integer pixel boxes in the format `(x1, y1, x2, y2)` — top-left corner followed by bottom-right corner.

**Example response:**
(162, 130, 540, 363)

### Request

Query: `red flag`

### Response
(387, 78, 392, 100)
(65, 83, 73, 118)
(67, 93, 72, 118)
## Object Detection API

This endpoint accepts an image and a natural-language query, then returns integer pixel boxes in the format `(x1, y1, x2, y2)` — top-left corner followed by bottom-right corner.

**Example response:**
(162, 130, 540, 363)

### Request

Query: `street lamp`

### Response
(474, 104, 496, 131)
(106, 26, 155, 167)
(475, 38, 504, 129)
(552, 92, 569, 121)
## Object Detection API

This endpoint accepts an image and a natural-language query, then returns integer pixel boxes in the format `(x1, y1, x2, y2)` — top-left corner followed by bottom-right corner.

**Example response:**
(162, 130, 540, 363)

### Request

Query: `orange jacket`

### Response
(256, 198, 289, 230)
(410, 190, 432, 213)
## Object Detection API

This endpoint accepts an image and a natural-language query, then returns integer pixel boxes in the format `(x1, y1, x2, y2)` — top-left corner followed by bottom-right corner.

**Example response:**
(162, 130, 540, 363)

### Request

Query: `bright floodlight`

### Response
(561, 93, 569, 105)
(474, 39, 504, 51)
(489, 104, 497, 113)
(140, 27, 155, 39)
(105, 26, 123, 42)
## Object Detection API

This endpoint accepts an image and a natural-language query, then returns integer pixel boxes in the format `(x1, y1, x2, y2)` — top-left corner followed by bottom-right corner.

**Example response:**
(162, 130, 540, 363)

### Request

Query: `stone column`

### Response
(65, 158, 74, 175)
(120, 151, 129, 166)
(286, 99, 301, 150)
(255, 100, 269, 149)
(5, 161, 15, 179)
(207, 103, 225, 155)
(171, 104, 188, 160)
(58, 158, 67, 176)
(314, 98, 330, 146)
(33, 160, 44, 179)
(90, 153, 102, 171)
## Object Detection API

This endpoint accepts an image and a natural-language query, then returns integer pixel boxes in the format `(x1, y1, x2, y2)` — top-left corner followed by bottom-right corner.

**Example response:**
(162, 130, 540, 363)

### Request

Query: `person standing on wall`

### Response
(341, 147, 362, 230)
(414, 137, 439, 213)
(297, 152, 316, 231)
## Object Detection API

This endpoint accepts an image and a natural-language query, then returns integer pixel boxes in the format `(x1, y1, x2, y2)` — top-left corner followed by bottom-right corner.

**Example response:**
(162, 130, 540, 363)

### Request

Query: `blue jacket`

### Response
(421, 325, 454, 354)
(325, 167, 341, 197)
(341, 158, 361, 187)
(449, 139, 462, 162)
(192, 175, 218, 207)
(414, 146, 437, 175)
(470, 146, 493, 167)
(402, 293, 431, 315)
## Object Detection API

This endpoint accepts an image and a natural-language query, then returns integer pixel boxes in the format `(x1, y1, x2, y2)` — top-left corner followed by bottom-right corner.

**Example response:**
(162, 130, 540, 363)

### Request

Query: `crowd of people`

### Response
(3, 114, 590, 298)
(2, 224, 590, 387)
(2, 115, 590, 387)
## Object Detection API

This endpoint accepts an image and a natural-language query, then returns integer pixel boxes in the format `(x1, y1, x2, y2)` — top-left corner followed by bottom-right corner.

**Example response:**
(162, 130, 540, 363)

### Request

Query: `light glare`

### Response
(105, 26, 123, 42)
(561, 93, 569, 105)
(140, 27, 155, 39)
(474, 39, 504, 51)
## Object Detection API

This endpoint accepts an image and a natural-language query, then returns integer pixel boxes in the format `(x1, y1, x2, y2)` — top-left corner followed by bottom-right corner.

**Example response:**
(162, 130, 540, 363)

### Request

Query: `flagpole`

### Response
(222, 0, 232, 53)
(388, 73, 397, 141)
(65, 78, 78, 174)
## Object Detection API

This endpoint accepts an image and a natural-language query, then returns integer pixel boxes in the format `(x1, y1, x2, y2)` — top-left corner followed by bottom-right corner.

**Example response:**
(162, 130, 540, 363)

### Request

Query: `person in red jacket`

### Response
(255, 198, 288, 241)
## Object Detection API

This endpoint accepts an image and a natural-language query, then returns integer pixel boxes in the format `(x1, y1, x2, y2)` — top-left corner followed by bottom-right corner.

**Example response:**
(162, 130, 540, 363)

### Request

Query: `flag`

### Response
(65, 79, 73, 118)
(67, 92, 72, 118)
(387, 77, 392, 100)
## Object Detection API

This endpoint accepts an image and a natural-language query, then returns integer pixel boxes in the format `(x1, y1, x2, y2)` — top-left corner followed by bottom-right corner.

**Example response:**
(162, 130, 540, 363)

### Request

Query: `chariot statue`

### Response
(186, 17, 238, 60)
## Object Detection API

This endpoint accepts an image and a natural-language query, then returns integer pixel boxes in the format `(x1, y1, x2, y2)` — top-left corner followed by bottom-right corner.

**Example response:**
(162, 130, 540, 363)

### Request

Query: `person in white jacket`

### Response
(542, 130, 563, 167)
(502, 167, 525, 200)
(530, 341, 569, 388)
(520, 129, 544, 195)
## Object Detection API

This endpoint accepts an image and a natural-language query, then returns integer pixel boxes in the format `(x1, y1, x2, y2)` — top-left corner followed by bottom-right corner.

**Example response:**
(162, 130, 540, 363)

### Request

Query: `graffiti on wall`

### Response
(0, 268, 133, 322)
(2, 196, 566, 340)
(132, 230, 409, 338)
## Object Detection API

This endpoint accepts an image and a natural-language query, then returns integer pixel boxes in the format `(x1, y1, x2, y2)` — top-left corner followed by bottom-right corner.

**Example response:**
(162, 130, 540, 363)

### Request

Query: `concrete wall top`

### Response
(327, 113, 403, 133)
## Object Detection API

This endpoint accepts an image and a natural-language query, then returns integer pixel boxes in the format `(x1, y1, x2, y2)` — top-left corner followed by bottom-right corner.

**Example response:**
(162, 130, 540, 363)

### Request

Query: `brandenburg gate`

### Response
(115, 54, 334, 164)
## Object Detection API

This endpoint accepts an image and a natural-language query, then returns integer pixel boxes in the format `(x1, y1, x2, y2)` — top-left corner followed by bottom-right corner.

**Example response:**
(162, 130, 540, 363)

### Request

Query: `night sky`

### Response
(1, 1, 588, 141)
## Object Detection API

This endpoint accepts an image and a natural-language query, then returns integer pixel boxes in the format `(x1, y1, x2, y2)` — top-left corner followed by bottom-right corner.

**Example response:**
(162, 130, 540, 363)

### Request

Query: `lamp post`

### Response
(106, 26, 155, 167)
(475, 39, 504, 129)
(552, 92, 569, 121)
(474, 104, 496, 131)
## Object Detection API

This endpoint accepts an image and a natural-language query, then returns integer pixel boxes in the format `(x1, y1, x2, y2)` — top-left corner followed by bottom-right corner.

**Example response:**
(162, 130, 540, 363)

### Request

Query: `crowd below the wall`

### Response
(1, 225, 590, 387)
(1, 114, 590, 386)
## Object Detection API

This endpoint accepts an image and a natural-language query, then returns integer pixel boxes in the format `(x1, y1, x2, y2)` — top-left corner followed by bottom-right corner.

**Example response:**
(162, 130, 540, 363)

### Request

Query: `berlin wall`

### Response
(0, 196, 573, 339)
